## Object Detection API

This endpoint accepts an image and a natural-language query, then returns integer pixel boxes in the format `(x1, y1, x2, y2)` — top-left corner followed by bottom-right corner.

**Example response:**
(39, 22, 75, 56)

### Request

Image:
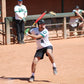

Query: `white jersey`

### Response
(69, 18, 79, 27)
(69, 9, 83, 27)
(73, 9, 83, 13)
(14, 5, 27, 20)
(30, 28, 52, 50)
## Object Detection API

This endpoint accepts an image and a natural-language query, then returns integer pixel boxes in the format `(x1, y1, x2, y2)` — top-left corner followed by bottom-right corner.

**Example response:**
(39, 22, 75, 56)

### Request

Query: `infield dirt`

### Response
(0, 37, 84, 84)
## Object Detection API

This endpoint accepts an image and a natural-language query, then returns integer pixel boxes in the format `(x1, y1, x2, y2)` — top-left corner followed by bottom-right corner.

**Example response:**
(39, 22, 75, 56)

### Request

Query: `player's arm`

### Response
(24, 6, 28, 18)
(82, 11, 84, 22)
(75, 11, 84, 21)
(82, 10, 84, 13)
(28, 34, 43, 39)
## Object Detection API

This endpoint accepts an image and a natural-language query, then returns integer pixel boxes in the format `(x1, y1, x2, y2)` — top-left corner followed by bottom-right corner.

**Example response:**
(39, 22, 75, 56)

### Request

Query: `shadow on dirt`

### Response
(0, 76, 51, 83)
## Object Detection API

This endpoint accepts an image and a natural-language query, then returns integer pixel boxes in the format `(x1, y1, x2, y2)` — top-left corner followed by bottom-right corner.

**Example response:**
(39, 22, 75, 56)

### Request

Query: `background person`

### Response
(14, 0, 27, 44)
(69, 5, 84, 36)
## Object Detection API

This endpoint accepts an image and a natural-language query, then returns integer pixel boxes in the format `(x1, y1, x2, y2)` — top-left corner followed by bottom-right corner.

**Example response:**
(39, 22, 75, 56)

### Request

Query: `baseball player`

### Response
(14, 0, 27, 44)
(26, 19, 57, 82)
(69, 5, 84, 36)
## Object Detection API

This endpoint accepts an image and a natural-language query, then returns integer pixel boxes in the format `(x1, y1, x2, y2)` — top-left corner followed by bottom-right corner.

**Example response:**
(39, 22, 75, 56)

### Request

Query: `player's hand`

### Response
(25, 31, 29, 36)
(23, 17, 26, 22)
(25, 28, 30, 36)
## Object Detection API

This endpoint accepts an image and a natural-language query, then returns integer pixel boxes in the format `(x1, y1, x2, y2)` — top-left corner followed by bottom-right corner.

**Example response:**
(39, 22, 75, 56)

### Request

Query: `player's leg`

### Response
(29, 48, 45, 82)
(20, 20, 25, 43)
(32, 57, 40, 73)
(47, 49, 54, 63)
(79, 22, 84, 27)
(69, 25, 75, 36)
(77, 22, 83, 35)
(15, 20, 21, 43)
(46, 48, 57, 75)
(29, 57, 40, 82)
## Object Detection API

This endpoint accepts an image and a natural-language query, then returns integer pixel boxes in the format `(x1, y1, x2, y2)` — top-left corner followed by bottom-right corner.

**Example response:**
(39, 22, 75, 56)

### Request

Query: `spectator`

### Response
(14, 0, 27, 44)
(69, 5, 84, 36)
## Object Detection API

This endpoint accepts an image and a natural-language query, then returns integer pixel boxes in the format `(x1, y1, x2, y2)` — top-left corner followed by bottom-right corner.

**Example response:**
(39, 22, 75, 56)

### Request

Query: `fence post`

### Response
(5, 18, 10, 45)
(63, 17, 67, 39)
(2, 22, 5, 45)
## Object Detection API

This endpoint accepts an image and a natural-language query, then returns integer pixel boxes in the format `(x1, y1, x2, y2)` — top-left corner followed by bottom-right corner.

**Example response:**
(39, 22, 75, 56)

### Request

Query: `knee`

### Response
(33, 60, 37, 65)
(32, 57, 39, 65)
(47, 51, 53, 57)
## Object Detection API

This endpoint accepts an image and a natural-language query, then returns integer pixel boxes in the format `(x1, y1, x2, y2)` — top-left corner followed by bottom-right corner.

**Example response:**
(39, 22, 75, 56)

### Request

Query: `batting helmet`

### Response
(38, 19, 45, 25)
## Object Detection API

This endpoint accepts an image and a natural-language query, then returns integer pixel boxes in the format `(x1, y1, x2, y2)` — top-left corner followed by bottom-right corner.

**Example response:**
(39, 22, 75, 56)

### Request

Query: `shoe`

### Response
(17, 41, 21, 44)
(29, 75, 35, 82)
(53, 67, 57, 75)
(73, 32, 78, 36)
(21, 41, 25, 44)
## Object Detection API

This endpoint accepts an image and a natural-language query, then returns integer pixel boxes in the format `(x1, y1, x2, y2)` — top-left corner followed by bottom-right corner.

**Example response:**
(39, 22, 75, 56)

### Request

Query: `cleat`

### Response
(53, 67, 57, 75)
(29, 75, 35, 82)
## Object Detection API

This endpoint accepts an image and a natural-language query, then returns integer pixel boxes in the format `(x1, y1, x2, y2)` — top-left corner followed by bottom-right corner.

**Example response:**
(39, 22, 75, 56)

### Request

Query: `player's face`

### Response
(39, 24, 45, 30)
(76, 8, 79, 10)
(18, 1, 23, 6)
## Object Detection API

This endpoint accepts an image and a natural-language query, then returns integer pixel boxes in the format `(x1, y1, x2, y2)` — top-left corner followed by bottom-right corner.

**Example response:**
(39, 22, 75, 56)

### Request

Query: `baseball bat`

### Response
(25, 11, 47, 34)
(32, 11, 47, 26)
(49, 11, 56, 16)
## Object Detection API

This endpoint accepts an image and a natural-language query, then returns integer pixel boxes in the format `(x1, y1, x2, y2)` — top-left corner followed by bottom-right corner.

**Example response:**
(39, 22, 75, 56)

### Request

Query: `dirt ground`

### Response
(0, 37, 84, 84)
